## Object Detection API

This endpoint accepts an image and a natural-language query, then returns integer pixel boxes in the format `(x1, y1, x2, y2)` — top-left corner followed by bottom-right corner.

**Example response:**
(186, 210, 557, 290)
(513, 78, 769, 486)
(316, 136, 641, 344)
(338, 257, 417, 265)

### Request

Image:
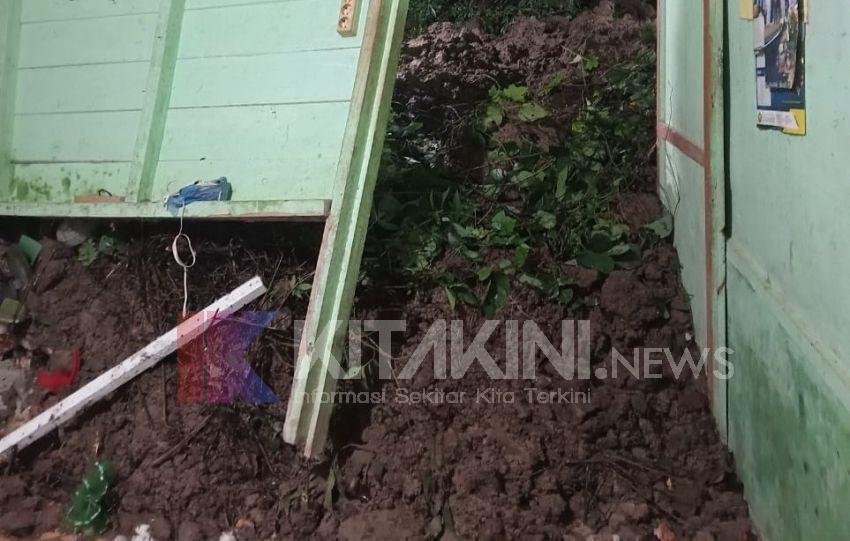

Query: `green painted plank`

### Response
(179, 0, 366, 60)
(11, 163, 131, 202)
(153, 159, 338, 201)
(706, 0, 727, 439)
(18, 14, 157, 68)
(170, 48, 361, 108)
(158, 102, 349, 161)
(186, 0, 304, 9)
(152, 101, 349, 201)
(283, 0, 408, 457)
(0, 199, 328, 219)
(127, 0, 187, 203)
(16, 62, 149, 114)
(12, 111, 142, 162)
(0, 0, 23, 199)
(21, 0, 159, 22)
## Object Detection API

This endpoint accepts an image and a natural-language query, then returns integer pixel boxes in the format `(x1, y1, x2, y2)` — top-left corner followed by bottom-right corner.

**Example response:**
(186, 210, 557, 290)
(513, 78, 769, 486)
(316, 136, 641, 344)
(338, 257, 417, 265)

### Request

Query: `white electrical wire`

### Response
(171, 206, 196, 318)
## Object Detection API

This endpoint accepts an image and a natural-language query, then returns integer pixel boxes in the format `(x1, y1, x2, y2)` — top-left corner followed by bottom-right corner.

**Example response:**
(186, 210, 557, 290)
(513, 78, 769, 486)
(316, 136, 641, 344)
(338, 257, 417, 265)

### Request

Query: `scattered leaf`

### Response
(645, 212, 674, 238)
(577, 251, 616, 273)
(483, 272, 510, 317)
(484, 103, 504, 130)
(518, 102, 549, 122)
(534, 210, 556, 230)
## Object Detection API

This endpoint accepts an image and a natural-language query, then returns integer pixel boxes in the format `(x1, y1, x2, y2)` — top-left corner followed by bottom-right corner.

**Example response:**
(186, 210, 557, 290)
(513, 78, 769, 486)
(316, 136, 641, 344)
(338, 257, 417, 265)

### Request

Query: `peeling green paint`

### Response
(13, 178, 54, 201)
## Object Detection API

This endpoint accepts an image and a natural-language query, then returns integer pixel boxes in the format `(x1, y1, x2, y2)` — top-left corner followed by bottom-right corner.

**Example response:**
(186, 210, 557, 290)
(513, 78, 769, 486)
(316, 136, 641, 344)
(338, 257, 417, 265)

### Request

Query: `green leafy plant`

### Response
(367, 35, 657, 317)
(77, 234, 124, 266)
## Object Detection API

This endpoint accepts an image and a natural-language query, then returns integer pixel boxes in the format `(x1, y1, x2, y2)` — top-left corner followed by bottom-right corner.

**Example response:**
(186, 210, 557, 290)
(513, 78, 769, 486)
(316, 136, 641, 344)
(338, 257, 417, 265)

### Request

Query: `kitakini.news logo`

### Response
(177, 311, 279, 404)
(174, 315, 733, 406)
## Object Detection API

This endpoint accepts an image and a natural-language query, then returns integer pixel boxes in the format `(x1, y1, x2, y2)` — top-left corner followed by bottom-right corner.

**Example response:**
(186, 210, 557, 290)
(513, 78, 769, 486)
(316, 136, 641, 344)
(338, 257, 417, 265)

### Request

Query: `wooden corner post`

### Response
(0, 0, 22, 200)
(283, 0, 408, 457)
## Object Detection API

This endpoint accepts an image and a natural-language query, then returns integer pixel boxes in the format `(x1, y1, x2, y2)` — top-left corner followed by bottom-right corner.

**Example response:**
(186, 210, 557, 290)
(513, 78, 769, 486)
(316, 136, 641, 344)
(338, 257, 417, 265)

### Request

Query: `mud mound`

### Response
(397, 3, 646, 110)
(323, 244, 751, 540)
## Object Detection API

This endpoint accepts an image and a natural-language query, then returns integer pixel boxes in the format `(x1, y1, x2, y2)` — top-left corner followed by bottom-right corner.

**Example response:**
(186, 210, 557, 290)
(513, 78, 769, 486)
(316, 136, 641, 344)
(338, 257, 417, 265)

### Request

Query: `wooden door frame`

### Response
(656, 0, 728, 440)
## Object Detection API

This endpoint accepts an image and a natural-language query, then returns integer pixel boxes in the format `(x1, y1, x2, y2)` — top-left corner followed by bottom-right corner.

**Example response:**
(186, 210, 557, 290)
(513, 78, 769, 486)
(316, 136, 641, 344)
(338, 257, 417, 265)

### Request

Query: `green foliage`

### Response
(484, 85, 550, 129)
(407, 0, 595, 34)
(64, 461, 117, 536)
(368, 40, 658, 317)
(77, 234, 124, 266)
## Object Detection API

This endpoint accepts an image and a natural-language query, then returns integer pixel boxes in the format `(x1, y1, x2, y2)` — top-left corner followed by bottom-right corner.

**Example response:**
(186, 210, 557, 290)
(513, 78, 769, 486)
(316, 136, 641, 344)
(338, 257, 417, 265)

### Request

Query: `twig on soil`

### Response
(150, 414, 212, 467)
(339, 443, 378, 454)
(238, 414, 277, 475)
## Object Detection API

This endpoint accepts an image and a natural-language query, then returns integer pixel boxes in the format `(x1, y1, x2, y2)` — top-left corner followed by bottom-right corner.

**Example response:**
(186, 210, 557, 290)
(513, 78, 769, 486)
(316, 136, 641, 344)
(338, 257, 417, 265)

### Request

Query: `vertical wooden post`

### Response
(283, 0, 408, 457)
(706, 0, 728, 442)
(0, 0, 22, 199)
(126, 0, 186, 203)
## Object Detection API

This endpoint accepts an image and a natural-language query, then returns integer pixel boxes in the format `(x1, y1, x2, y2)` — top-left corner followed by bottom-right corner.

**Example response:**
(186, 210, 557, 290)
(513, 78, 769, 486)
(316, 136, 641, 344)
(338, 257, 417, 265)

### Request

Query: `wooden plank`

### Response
(153, 158, 338, 202)
(74, 195, 126, 203)
(21, 0, 159, 23)
(0, 0, 23, 199)
(12, 111, 142, 162)
(127, 0, 188, 203)
(11, 163, 132, 202)
(338, 0, 360, 36)
(17, 14, 158, 68)
(706, 0, 728, 441)
(16, 62, 149, 114)
(0, 199, 329, 219)
(0, 276, 267, 460)
(159, 102, 350, 161)
(170, 48, 361, 108)
(283, 0, 408, 457)
(179, 0, 365, 60)
(186, 0, 301, 9)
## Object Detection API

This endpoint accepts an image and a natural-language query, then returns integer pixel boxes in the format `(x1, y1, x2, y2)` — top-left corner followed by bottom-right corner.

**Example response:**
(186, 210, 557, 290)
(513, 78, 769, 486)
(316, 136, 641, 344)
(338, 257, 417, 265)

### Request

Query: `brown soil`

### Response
(0, 6, 752, 541)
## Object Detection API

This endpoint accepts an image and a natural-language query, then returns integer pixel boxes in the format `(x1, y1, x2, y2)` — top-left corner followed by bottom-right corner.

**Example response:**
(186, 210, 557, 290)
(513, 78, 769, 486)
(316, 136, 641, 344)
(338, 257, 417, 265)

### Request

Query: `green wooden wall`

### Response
(0, 0, 380, 218)
(662, 1, 850, 538)
(724, 3, 850, 538)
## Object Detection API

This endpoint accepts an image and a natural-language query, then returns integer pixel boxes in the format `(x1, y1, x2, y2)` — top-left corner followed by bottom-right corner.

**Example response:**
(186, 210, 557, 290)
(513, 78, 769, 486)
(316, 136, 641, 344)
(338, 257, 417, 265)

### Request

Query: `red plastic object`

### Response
(36, 349, 81, 393)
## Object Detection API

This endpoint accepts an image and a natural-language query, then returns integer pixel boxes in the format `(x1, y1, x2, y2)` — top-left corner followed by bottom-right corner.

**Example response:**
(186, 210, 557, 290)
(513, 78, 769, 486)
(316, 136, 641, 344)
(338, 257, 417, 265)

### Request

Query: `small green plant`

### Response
(77, 234, 124, 266)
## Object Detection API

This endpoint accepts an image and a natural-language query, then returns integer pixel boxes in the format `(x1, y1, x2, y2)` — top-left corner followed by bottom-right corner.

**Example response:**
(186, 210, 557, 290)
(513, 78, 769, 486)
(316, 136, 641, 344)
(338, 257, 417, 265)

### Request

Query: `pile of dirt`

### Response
(396, 2, 653, 177)
(398, 3, 646, 115)
(319, 252, 751, 540)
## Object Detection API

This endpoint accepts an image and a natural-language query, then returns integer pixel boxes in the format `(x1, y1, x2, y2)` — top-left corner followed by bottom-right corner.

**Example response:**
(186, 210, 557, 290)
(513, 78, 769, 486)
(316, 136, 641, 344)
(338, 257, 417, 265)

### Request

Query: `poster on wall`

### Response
(753, 0, 806, 135)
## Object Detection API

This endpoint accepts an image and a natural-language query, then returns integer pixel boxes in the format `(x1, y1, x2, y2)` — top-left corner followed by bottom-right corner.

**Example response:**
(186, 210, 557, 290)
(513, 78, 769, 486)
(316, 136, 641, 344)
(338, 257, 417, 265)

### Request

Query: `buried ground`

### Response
(0, 4, 753, 540)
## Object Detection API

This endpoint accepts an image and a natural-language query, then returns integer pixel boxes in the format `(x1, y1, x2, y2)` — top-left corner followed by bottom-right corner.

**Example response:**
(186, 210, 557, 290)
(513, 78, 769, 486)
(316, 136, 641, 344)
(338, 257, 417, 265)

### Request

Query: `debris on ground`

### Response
(56, 220, 97, 248)
(0, 276, 266, 459)
(63, 461, 118, 536)
(35, 350, 81, 394)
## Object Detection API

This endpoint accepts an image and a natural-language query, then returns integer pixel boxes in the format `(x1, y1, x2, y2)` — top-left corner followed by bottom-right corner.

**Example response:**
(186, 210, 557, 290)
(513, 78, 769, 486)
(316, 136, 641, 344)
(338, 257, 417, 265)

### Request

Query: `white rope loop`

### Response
(171, 207, 196, 317)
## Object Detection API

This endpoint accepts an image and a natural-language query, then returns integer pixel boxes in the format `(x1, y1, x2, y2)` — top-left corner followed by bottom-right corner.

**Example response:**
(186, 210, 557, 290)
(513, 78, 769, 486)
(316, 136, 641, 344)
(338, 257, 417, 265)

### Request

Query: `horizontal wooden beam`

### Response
(0, 199, 330, 220)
